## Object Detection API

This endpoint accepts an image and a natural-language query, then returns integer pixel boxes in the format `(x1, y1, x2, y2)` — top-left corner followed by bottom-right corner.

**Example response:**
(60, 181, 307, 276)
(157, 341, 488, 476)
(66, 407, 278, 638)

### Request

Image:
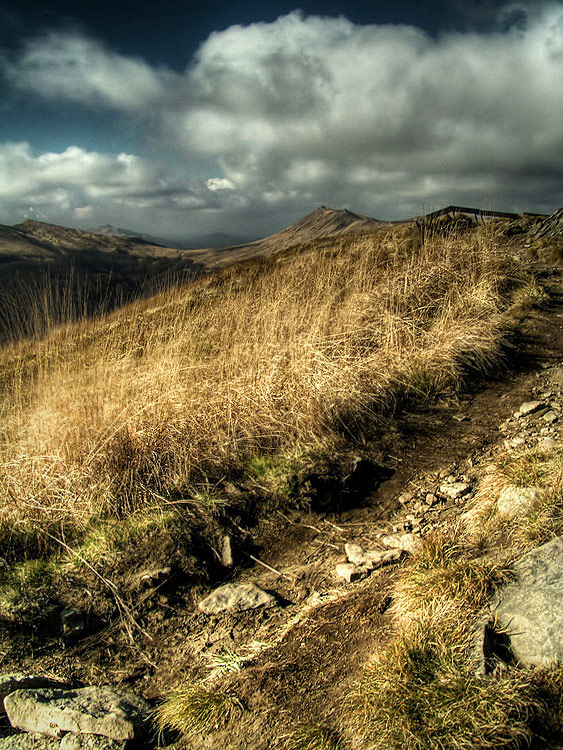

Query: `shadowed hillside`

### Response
(0, 220, 205, 341)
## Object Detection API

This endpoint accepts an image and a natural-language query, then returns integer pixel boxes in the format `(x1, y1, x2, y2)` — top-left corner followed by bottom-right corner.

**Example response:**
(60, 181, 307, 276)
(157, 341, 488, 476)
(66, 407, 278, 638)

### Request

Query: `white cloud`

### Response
(2, 5, 563, 237)
(0, 142, 243, 238)
(206, 177, 235, 191)
(3, 32, 178, 109)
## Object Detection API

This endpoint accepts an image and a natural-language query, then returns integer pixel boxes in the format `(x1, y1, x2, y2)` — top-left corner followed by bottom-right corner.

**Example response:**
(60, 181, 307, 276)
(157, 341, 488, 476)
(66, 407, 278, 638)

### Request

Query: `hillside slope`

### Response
(184, 205, 389, 267)
(0, 212, 562, 748)
(0, 220, 204, 341)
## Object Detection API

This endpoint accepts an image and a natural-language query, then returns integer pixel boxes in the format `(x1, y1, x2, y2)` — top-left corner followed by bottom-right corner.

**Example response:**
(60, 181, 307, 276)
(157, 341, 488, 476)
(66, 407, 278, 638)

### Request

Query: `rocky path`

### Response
(3, 264, 563, 748)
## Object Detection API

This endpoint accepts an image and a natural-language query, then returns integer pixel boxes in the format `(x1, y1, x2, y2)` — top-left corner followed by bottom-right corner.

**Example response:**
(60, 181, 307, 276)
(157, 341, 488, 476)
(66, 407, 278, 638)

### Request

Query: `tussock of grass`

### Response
(154, 684, 242, 736)
(0, 227, 522, 558)
(393, 527, 512, 617)
(347, 603, 558, 750)
(467, 447, 563, 551)
(283, 724, 346, 750)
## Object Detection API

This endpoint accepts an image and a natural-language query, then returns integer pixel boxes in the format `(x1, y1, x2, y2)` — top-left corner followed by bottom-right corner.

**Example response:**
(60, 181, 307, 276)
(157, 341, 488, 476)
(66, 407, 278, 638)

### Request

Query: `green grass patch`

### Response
(0, 558, 58, 623)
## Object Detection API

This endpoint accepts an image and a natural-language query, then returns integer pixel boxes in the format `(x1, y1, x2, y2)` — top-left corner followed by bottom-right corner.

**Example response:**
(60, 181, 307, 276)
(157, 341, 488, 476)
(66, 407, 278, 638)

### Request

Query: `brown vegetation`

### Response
(0, 224, 523, 563)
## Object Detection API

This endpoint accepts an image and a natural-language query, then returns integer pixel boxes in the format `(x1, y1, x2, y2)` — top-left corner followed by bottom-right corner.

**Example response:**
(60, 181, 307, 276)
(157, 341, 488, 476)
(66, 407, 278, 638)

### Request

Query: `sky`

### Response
(0, 0, 562, 242)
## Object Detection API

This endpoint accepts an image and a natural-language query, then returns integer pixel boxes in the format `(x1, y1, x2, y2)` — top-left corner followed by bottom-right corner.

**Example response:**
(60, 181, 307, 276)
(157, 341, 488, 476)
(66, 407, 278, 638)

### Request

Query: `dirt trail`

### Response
(3, 262, 563, 748)
(182, 261, 563, 749)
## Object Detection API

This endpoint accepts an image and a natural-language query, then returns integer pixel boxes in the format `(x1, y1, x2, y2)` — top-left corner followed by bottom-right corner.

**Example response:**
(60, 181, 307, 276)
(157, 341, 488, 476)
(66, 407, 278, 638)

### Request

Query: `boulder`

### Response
(493, 536, 563, 666)
(0, 674, 69, 706)
(497, 486, 542, 519)
(198, 583, 276, 615)
(0, 735, 59, 749)
(4, 687, 150, 740)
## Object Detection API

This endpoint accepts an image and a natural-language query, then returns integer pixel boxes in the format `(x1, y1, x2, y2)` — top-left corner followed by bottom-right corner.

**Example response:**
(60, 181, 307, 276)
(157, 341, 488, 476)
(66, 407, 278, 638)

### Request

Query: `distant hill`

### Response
(93, 224, 252, 250)
(185, 205, 388, 268)
(0, 220, 205, 341)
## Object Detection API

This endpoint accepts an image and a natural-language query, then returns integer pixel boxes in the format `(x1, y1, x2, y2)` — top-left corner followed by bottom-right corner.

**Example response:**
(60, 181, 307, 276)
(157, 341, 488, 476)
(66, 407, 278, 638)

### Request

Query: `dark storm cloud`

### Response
(1, 4, 563, 237)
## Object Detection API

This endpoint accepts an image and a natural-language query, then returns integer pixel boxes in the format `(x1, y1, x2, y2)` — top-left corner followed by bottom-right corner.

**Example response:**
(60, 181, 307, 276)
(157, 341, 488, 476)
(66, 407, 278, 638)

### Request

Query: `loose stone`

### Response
(439, 482, 471, 500)
(514, 400, 545, 418)
(198, 583, 276, 614)
(0, 674, 69, 706)
(3, 687, 150, 740)
(335, 562, 368, 583)
(344, 543, 402, 570)
(381, 532, 423, 555)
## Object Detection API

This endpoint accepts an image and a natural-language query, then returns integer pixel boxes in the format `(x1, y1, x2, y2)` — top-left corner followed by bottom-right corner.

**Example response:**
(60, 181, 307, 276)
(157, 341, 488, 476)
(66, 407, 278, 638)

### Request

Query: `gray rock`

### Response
(59, 735, 125, 750)
(0, 734, 59, 749)
(515, 400, 545, 418)
(439, 482, 471, 500)
(344, 543, 402, 570)
(496, 486, 542, 519)
(503, 436, 526, 450)
(0, 674, 69, 706)
(381, 533, 423, 555)
(335, 562, 368, 583)
(543, 410, 558, 424)
(4, 686, 150, 740)
(494, 536, 563, 666)
(198, 583, 276, 615)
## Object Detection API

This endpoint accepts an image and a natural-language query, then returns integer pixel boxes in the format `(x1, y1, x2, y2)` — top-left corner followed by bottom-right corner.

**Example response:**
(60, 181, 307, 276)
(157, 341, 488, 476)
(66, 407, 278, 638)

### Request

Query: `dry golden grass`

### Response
(0, 226, 523, 559)
(465, 446, 563, 551)
(393, 526, 513, 618)
(347, 602, 561, 750)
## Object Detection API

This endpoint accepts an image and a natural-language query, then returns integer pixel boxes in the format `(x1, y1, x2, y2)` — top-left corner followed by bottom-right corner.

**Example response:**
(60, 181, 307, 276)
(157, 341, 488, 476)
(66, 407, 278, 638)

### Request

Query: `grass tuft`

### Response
(347, 603, 558, 750)
(467, 446, 563, 551)
(394, 527, 512, 617)
(283, 724, 346, 750)
(154, 684, 242, 736)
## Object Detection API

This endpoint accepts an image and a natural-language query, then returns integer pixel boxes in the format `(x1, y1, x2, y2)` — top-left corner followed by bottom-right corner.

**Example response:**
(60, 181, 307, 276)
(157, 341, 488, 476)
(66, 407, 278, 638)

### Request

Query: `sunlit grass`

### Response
(0, 226, 525, 561)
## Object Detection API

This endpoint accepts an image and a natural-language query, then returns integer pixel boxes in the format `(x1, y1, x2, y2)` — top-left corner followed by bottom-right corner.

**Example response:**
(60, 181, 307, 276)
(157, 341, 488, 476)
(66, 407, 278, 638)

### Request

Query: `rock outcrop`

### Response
(4, 686, 150, 741)
(493, 536, 563, 666)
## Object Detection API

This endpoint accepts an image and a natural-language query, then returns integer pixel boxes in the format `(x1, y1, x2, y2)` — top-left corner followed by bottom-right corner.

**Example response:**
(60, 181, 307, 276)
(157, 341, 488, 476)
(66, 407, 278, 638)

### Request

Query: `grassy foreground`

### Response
(3, 220, 562, 748)
(0, 224, 524, 564)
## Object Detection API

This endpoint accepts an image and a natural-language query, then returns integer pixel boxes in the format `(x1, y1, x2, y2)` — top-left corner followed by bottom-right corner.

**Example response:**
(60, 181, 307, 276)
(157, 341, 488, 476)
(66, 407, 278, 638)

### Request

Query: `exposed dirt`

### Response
(2, 254, 563, 748)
